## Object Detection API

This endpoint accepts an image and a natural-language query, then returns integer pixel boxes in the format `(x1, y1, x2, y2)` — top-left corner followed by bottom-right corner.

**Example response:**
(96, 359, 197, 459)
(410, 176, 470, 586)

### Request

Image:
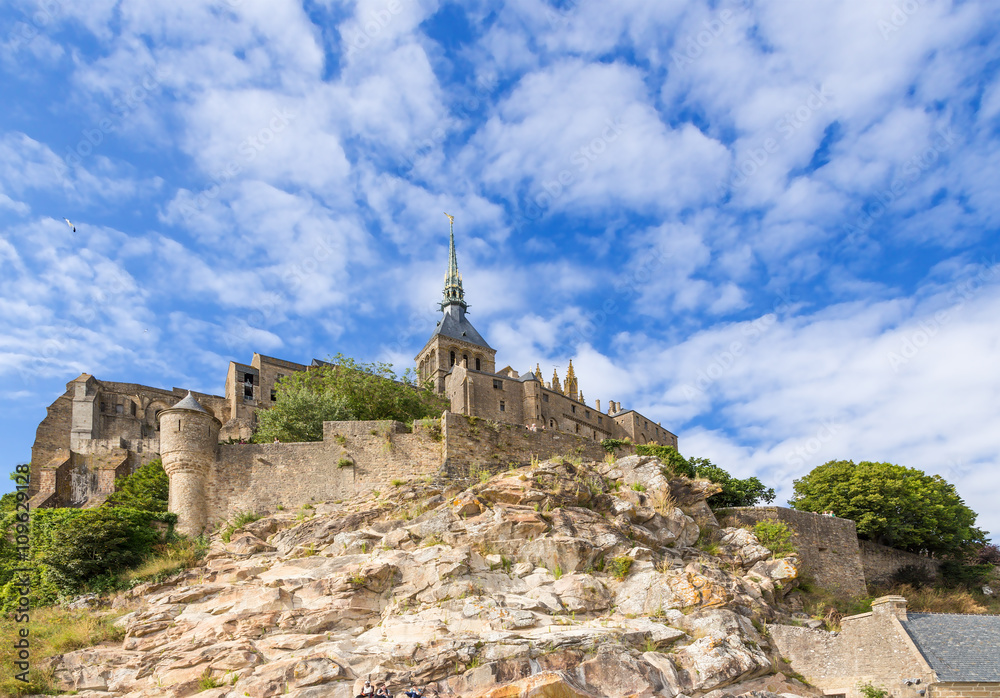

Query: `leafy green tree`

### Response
(253, 353, 450, 443)
(790, 460, 986, 557)
(105, 459, 168, 511)
(635, 445, 776, 508)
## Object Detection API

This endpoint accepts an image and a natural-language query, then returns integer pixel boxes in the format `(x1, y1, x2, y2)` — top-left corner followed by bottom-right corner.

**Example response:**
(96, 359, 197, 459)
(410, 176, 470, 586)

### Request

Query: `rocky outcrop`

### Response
(46, 457, 810, 698)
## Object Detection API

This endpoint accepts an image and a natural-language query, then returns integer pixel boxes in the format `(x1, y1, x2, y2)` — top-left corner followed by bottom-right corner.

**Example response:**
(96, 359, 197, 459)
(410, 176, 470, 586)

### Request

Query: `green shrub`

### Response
(105, 459, 168, 511)
(609, 555, 633, 581)
(753, 519, 795, 557)
(858, 682, 889, 698)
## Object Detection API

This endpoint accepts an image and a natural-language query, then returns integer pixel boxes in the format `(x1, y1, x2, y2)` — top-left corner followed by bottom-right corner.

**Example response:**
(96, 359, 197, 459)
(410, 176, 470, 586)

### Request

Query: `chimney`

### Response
(595, 399, 601, 412)
(871, 595, 908, 620)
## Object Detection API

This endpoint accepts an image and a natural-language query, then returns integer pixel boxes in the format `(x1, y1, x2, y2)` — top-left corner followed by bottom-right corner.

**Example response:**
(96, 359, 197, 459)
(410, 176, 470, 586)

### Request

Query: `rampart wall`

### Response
(859, 538, 943, 585)
(718, 506, 868, 597)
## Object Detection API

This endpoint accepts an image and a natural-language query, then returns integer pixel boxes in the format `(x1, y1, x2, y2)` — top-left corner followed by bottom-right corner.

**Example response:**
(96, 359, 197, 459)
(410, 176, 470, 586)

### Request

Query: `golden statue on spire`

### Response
(444, 212, 455, 228)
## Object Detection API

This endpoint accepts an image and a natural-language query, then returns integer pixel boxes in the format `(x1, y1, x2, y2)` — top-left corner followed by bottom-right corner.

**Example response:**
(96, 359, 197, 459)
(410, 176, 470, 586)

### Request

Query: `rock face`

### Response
(47, 457, 810, 698)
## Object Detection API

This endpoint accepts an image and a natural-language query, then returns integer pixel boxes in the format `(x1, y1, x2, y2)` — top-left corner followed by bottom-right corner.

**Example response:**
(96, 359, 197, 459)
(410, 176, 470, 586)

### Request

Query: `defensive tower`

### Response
(159, 392, 221, 535)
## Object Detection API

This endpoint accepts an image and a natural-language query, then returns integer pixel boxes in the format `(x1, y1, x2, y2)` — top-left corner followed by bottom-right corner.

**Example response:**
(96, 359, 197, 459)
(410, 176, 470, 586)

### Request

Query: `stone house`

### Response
(771, 596, 1000, 698)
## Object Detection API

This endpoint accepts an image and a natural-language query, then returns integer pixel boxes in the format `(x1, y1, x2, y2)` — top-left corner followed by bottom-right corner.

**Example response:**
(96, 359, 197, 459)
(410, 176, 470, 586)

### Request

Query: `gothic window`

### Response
(476, 358, 481, 371)
(493, 379, 503, 389)
(450, 351, 456, 366)
(500, 401, 505, 412)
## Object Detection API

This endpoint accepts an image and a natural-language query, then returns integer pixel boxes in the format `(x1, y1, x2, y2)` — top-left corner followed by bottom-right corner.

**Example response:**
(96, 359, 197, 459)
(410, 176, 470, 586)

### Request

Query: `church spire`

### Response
(441, 213, 467, 311)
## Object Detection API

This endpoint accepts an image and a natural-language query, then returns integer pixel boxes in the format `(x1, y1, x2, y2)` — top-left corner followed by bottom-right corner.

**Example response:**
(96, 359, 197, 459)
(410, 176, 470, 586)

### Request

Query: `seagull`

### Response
(63, 218, 76, 232)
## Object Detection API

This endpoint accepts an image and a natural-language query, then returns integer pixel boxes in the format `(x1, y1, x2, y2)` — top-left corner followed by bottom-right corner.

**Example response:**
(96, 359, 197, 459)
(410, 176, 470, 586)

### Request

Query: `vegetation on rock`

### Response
(253, 353, 449, 443)
(105, 458, 168, 511)
(790, 459, 986, 557)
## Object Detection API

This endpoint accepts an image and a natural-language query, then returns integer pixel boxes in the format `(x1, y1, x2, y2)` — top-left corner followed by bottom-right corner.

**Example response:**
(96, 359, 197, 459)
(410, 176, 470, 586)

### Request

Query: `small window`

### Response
(500, 400, 505, 412)
(271, 389, 278, 402)
(571, 405, 576, 414)
(575, 423, 580, 433)
(100, 401, 107, 412)
(116, 404, 124, 415)
(549, 419, 555, 428)
(131, 402, 137, 416)
(493, 379, 503, 389)
(476, 358, 481, 371)
(542, 394, 549, 402)
(585, 410, 590, 419)
(450, 351, 456, 366)
(463, 354, 468, 366)
(598, 416, 603, 425)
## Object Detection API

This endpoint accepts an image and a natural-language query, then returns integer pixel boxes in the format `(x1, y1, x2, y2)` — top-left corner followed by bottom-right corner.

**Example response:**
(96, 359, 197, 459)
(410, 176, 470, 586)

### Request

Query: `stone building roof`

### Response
(432, 305, 492, 350)
(170, 392, 209, 414)
(901, 613, 1000, 682)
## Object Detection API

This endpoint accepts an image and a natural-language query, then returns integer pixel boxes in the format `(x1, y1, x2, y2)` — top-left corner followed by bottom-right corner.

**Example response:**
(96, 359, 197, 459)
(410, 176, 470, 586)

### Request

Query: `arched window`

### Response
(463, 354, 468, 366)
(475, 357, 481, 371)
(450, 351, 456, 366)
(549, 419, 555, 428)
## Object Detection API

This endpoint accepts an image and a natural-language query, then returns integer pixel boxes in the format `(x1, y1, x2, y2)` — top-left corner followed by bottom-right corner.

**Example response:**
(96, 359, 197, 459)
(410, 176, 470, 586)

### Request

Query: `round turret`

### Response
(159, 392, 221, 536)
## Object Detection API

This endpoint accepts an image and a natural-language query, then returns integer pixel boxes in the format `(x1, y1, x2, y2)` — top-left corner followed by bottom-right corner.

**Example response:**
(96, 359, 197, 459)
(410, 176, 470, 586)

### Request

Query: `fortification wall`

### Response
(206, 419, 443, 525)
(859, 539, 943, 585)
(441, 412, 630, 477)
(718, 507, 868, 597)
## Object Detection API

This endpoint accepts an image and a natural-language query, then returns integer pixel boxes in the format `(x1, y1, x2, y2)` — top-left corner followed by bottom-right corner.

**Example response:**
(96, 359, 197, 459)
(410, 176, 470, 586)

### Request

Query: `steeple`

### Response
(441, 212, 467, 311)
(535, 363, 544, 382)
(565, 360, 578, 401)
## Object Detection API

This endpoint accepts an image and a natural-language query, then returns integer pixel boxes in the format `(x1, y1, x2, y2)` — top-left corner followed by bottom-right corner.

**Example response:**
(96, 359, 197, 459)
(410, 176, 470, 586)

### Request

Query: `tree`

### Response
(253, 354, 450, 443)
(790, 460, 987, 557)
(105, 459, 168, 511)
(635, 445, 776, 508)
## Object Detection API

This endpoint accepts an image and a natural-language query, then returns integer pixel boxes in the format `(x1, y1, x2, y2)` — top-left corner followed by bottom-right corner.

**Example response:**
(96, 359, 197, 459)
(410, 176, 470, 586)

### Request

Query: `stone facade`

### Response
(718, 506, 868, 598)
(160, 408, 636, 534)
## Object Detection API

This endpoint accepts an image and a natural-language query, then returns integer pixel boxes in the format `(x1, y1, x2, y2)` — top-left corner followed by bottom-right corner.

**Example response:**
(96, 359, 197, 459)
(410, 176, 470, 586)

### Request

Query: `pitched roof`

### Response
(432, 305, 492, 350)
(170, 391, 209, 414)
(901, 613, 1000, 682)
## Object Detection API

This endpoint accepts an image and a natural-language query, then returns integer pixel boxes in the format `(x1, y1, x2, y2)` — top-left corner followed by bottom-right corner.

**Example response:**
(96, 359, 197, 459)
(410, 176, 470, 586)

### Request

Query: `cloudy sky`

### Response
(2, 0, 998, 539)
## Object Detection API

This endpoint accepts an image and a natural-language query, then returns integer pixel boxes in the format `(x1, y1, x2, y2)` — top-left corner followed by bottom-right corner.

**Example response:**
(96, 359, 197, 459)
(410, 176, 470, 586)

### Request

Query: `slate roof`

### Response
(432, 306, 492, 350)
(901, 613, 1000, 682)
(170, 392, 209, 414)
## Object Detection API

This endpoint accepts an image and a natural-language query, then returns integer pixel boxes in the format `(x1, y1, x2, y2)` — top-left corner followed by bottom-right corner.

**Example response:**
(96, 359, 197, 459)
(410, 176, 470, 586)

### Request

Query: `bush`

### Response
(0, 508, 175, 609)
(104, 459, 168, 511)
(753, 519, 795, 558)
(939, 561, 994, 589)
(858, 682, 889, 698)
(609, 555, 633, 581)
(890, 564, 934, 588)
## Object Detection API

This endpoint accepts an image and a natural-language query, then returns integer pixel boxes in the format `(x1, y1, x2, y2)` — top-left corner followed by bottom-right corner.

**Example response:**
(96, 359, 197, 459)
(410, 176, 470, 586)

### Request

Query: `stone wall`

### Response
(860, 539, 943, 586)
(206, 419, 443, 526)
(29, 393, 73, 496)
(717, 507, 867, 597)
(440, 412, 631, 477)
(769, 597, 935, 698)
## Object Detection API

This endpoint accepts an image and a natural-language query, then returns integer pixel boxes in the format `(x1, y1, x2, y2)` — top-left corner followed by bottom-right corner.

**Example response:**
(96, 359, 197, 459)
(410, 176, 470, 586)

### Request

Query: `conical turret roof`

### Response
(170, 391, 209, 413)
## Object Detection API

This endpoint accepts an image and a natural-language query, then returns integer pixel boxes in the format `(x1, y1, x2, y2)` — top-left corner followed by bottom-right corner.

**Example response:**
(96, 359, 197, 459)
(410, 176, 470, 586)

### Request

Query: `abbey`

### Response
(27, 219, 675, 512)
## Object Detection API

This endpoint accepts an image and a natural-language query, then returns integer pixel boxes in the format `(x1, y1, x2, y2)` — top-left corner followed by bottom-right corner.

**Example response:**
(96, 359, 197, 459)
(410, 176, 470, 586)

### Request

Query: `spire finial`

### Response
(440, 213, 467, 311)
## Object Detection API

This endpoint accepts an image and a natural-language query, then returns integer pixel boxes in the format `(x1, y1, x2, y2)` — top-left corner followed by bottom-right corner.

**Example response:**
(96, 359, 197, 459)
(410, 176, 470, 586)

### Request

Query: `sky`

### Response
(1, 0, 998, 540)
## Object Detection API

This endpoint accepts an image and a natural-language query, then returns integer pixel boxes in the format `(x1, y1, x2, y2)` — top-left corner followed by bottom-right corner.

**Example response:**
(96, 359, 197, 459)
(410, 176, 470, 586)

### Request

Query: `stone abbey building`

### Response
(27, 220, 675, 509)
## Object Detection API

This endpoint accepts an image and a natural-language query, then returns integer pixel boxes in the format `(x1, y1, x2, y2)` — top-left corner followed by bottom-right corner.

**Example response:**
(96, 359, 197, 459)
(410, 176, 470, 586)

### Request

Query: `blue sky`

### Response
(2, 0, 999, 540)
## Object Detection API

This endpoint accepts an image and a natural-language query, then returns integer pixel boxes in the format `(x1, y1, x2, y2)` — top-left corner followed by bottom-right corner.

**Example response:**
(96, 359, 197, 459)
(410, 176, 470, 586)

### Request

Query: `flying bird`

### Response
(63, 218, 76, 232)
